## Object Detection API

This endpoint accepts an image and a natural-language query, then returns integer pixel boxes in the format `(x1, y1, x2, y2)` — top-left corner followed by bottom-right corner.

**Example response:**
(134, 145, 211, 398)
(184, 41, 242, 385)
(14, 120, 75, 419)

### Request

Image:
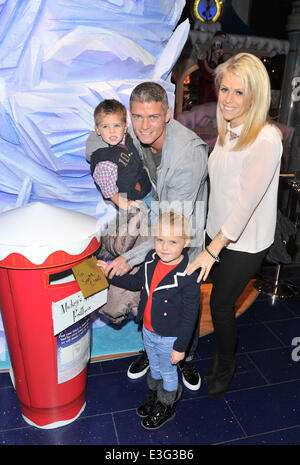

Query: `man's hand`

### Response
(97, 256, 131, 279)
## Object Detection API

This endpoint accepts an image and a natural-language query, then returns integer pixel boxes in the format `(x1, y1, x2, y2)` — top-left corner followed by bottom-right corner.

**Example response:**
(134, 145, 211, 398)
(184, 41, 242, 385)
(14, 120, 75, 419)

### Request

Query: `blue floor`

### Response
(0, 265, 300, 446)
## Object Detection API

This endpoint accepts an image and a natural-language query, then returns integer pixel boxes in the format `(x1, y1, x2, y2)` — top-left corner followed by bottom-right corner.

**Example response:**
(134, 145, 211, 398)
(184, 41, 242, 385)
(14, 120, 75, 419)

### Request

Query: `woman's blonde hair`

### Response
(153, 211, 192, 241)
(214, 52, 271, 150)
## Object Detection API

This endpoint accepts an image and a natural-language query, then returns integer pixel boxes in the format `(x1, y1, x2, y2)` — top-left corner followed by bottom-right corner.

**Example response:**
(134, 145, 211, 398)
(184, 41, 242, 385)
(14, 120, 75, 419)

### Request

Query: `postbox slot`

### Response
(49, 268, 76, 285)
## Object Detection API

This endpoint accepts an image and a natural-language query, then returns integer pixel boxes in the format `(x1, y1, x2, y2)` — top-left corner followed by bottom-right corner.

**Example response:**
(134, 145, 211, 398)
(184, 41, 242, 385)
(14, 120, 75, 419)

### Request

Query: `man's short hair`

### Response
(130, 82, 169, 113)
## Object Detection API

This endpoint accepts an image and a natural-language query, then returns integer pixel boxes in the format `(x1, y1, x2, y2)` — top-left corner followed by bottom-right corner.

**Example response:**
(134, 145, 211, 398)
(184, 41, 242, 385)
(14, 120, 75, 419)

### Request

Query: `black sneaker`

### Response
(179, 360, 201, 391)
(127, 351, 149, 379)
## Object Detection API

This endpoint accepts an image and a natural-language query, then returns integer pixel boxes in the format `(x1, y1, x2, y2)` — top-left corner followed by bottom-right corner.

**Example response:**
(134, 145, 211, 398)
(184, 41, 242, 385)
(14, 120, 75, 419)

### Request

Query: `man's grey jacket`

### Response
(86, 118, 208, 268)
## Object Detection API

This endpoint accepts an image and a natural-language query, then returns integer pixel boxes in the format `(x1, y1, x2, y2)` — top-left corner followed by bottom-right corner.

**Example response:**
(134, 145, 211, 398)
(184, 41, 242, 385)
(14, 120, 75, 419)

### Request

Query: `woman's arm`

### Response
(221, 137, 281, 242)
(187, 132, 281, 282)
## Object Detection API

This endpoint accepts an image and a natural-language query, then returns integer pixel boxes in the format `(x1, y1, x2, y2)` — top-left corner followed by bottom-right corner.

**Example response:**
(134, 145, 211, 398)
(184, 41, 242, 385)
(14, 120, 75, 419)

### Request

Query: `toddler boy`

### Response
(90, 99, 152, 211)
(100, 212, 200, 430)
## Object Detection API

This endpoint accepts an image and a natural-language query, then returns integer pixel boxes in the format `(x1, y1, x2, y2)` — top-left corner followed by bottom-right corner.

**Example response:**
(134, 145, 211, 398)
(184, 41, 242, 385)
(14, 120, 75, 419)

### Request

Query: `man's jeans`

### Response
(142, 189, 159, 225)
(143, 325, 178, 392)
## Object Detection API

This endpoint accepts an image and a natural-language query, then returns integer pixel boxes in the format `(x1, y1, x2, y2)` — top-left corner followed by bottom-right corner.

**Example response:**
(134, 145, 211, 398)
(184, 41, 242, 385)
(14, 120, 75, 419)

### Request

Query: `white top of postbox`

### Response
(0, 202, 102, 265)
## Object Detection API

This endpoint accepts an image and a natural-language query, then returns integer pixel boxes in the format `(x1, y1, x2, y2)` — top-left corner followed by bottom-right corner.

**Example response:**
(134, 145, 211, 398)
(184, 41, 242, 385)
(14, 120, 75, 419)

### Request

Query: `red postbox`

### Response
(0, 202, 103, 428)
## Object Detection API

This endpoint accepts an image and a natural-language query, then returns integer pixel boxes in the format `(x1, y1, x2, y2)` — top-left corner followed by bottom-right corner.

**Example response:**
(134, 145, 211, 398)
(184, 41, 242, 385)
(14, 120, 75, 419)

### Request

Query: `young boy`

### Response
(90, 99, 152, 211)
(100, 211, 200, 430)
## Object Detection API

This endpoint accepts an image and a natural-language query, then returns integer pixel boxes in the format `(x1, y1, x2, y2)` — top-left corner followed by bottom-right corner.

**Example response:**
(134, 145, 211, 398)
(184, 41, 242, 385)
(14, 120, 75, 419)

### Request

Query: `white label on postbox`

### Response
(57, 317, 90, 384)
(52, 288, 108, 336)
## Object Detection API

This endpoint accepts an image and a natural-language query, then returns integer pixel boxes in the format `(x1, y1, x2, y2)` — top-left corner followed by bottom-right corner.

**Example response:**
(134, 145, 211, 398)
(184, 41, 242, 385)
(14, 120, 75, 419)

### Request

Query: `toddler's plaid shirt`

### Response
(93, 160, 118, 198)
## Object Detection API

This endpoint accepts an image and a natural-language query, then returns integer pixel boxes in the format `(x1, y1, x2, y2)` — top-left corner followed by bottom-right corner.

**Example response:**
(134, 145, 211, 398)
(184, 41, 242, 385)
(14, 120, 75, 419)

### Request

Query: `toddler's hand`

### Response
(97, 260, 108, 273)
(170, 350, 185, 365)
(128, 200, 142, 210)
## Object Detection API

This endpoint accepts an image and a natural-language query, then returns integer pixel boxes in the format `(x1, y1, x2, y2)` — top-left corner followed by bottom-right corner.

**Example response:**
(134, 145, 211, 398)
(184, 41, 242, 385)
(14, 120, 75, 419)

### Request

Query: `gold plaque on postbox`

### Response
(72, 256, 108, 298)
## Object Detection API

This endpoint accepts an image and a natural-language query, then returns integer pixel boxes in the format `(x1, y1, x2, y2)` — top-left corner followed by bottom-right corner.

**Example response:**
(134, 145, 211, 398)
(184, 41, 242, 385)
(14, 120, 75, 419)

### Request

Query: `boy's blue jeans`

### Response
(143, 325, 178, 392)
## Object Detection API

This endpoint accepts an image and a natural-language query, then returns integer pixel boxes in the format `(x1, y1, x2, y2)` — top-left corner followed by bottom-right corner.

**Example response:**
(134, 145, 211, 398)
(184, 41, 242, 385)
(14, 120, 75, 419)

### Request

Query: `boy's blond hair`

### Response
(153, 211, 192, 241)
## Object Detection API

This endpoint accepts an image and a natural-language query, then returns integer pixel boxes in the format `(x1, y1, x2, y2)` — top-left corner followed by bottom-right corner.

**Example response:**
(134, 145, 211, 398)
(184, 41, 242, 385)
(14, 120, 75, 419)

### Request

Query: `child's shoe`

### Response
(141, 383, 182, 430)
(136, 394, 157, 418)
(136, 373, 162, 418)
(141, 401, 175, 430)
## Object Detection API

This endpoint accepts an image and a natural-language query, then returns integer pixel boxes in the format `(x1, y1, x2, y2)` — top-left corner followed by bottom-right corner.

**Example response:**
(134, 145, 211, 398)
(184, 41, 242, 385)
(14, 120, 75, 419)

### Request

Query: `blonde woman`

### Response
(187, 53, 283, 398)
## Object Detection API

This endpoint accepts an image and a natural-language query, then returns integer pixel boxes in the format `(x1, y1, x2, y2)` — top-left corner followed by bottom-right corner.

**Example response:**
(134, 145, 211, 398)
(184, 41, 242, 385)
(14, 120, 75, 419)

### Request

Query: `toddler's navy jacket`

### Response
(111, 249, 200, 352)
(90, 133, 151, 200)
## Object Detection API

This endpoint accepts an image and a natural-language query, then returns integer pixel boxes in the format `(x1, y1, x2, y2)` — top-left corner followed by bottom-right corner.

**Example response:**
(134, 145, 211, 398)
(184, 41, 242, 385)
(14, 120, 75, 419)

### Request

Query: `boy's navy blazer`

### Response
(111, 249, 200, 352)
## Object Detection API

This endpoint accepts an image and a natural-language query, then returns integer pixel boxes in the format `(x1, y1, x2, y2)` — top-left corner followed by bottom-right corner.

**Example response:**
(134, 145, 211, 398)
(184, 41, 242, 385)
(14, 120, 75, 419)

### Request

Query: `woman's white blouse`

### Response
(206, 123, 283, 253)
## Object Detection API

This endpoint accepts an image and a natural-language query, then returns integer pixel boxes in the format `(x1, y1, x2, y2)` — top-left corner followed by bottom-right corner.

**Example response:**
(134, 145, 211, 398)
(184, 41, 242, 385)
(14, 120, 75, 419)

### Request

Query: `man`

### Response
(86, 82, 208, 390)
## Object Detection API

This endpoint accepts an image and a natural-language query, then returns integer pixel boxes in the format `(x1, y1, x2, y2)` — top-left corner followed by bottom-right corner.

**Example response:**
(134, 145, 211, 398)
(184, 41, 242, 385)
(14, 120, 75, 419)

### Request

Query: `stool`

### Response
(255, 263, 298, 303)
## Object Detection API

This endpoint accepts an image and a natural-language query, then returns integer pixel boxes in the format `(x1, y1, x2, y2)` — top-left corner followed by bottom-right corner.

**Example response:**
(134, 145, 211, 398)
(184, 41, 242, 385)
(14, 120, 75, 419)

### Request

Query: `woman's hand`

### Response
(170, 350, 185, 365)
(186, 250, 216, 283)
(187, 231, 229, 283)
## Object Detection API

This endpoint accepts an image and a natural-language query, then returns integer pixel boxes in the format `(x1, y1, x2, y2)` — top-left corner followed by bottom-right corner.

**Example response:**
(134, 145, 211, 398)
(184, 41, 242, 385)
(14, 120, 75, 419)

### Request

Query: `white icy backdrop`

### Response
(0, 0, 190, 366)
(0, 0, 189, 221)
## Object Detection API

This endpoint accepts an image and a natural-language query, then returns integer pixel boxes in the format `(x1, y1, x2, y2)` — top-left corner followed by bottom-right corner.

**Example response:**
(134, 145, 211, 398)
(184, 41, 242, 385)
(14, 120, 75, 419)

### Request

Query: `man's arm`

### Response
(99, 236, 154, 279)
(122, 236, 154, 268)
(86, 131, 107, 163)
